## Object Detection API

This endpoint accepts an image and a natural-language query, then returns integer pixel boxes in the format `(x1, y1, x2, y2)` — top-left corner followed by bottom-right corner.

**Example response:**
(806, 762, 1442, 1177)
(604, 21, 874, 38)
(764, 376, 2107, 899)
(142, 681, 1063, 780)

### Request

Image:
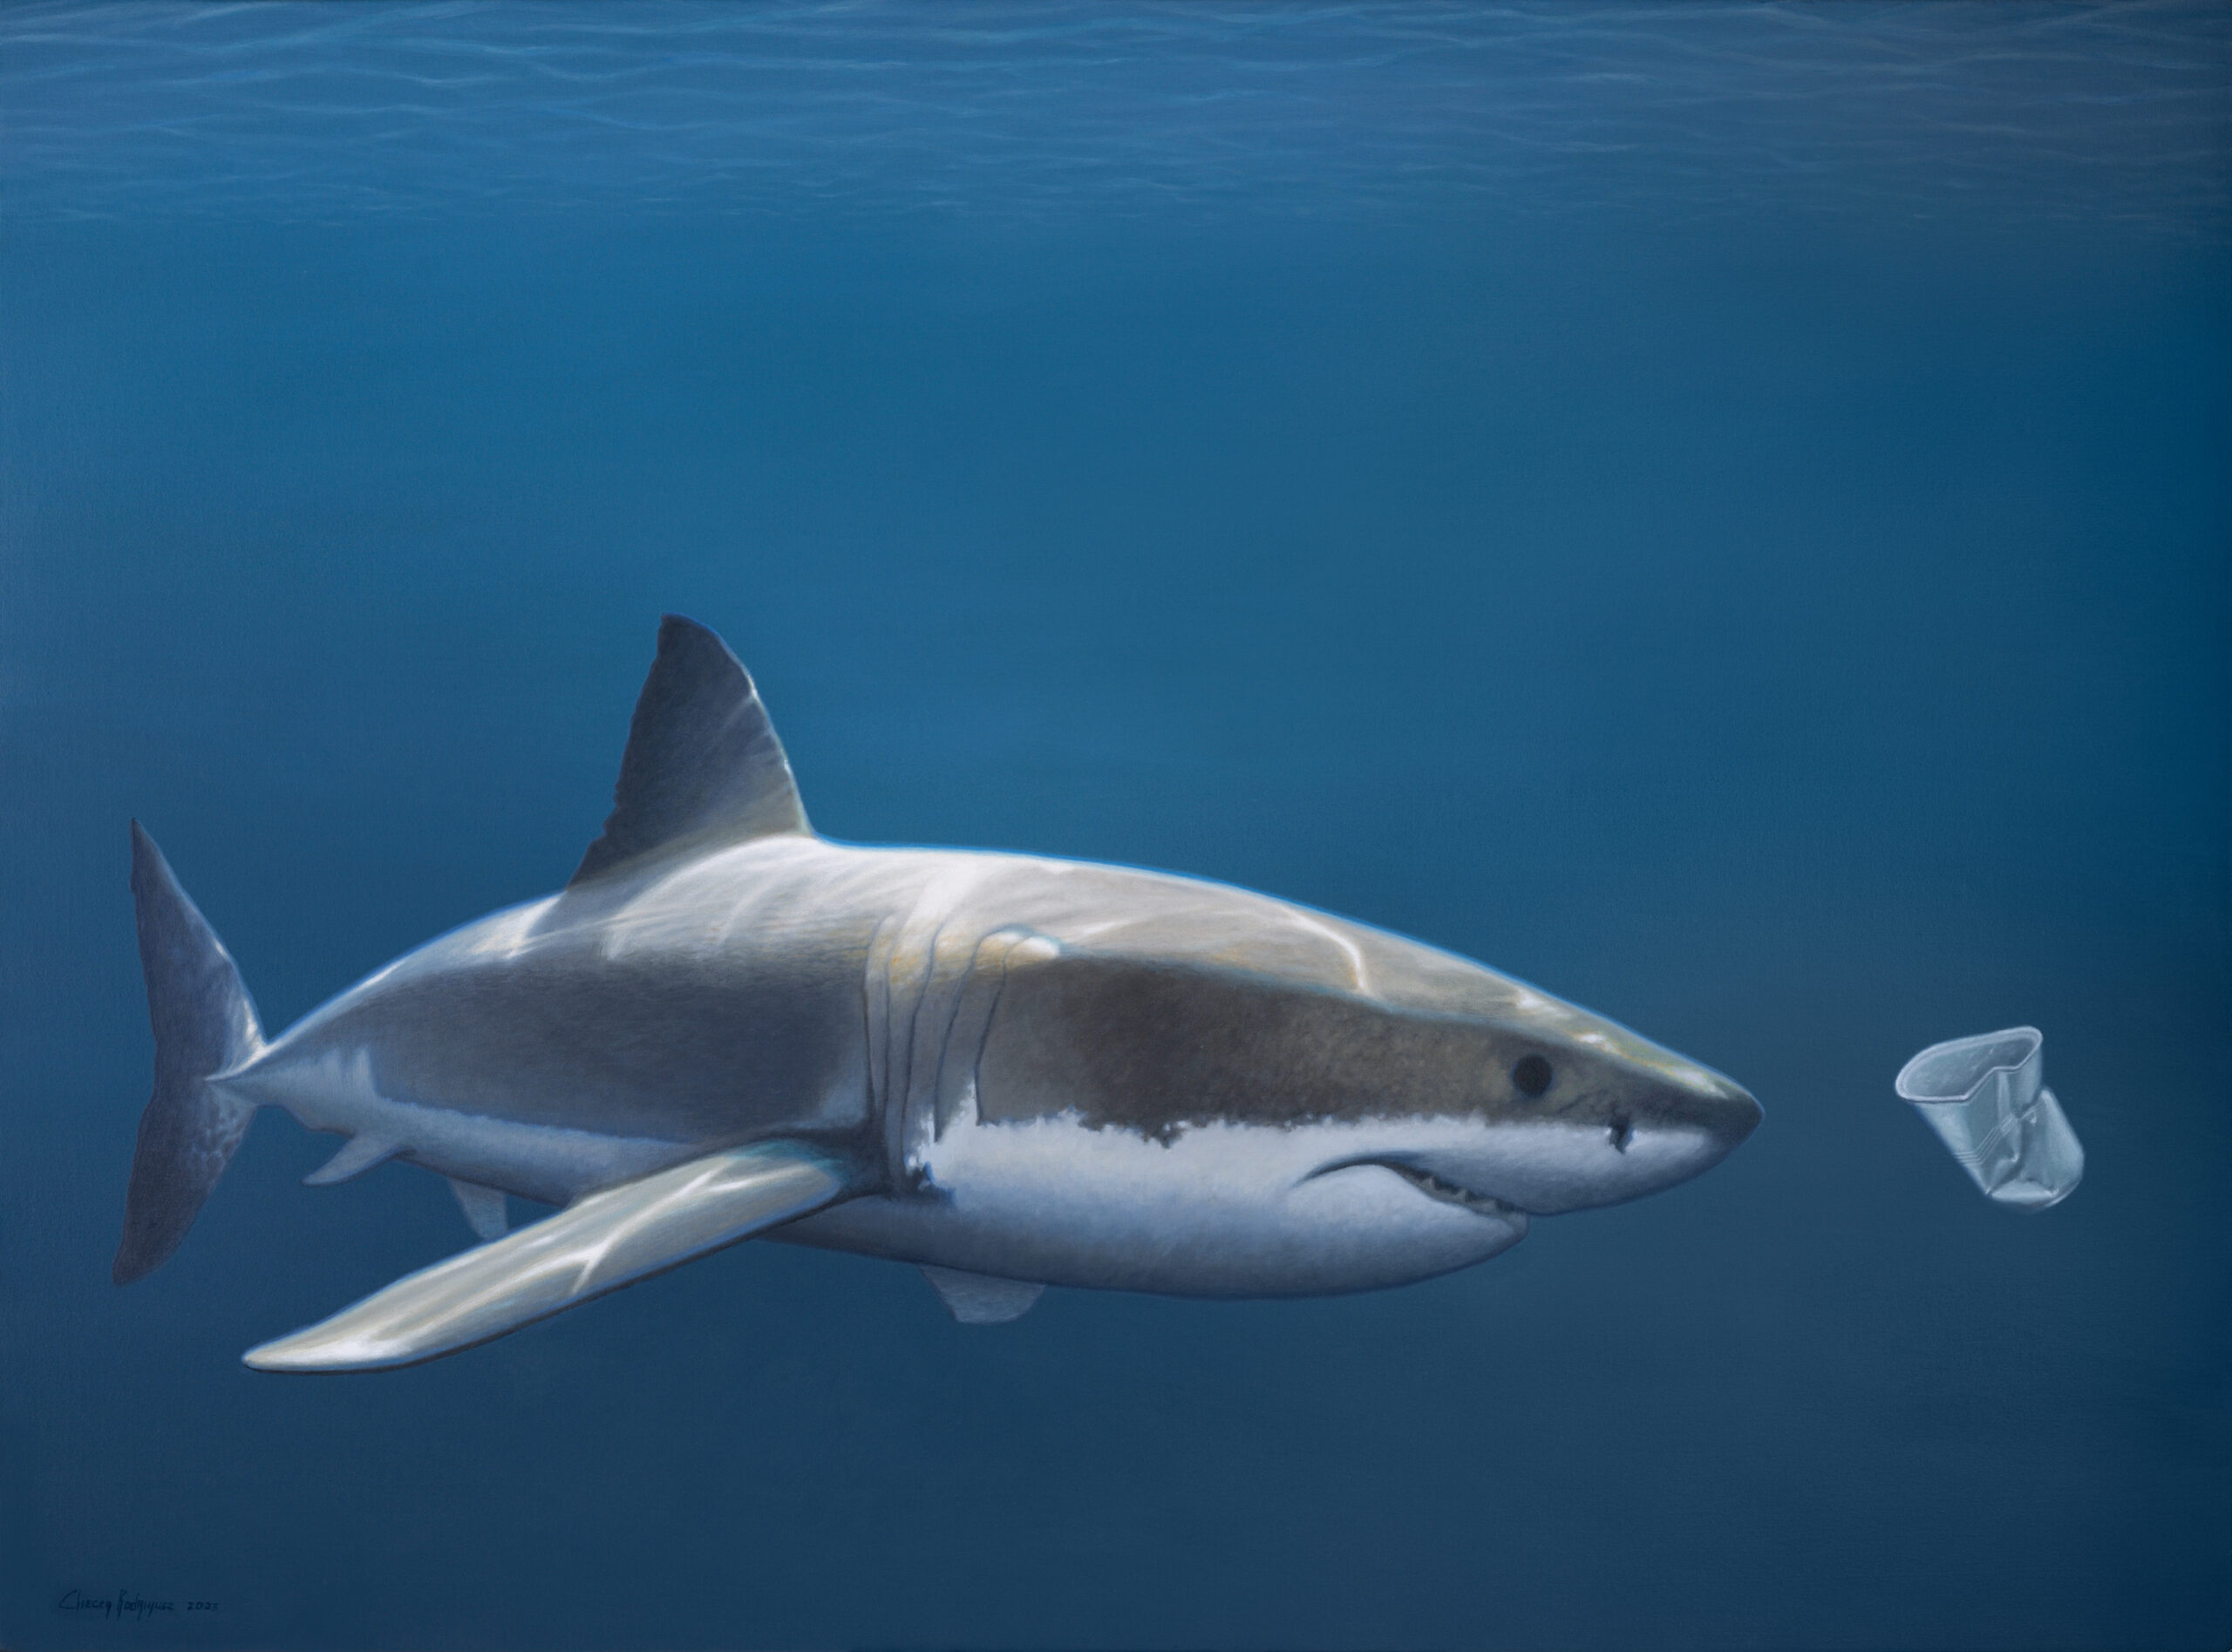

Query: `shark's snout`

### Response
(1655, 1060, 1762, 1152)
(1707, 1076, 1765, 1152)
(1407, 1067, 1761, 1218)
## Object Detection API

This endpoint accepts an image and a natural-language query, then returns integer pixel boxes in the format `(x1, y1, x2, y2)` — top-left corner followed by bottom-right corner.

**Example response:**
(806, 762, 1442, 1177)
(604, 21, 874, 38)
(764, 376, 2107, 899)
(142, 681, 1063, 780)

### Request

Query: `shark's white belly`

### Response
(235, 1038, 1530, 1296)
(775, 1112, 1528, 1296)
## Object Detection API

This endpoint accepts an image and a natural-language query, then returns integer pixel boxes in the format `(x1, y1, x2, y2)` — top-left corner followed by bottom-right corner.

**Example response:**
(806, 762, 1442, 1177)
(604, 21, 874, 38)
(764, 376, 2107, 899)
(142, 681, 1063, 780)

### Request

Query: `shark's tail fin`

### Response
(113, 822, 265, 1285)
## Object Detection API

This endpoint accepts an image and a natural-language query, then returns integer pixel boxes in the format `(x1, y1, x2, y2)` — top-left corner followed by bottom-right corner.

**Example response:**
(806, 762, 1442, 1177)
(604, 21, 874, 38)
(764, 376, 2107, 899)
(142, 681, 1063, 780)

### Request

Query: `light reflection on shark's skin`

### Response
(113, 615, 1760, 1370)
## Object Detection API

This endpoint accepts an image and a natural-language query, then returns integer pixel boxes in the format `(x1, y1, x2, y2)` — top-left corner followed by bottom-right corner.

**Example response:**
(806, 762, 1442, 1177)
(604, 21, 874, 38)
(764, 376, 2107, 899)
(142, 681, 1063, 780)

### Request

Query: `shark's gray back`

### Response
(242, 828, 1502, 1159)
(265, 881, 873, 1146)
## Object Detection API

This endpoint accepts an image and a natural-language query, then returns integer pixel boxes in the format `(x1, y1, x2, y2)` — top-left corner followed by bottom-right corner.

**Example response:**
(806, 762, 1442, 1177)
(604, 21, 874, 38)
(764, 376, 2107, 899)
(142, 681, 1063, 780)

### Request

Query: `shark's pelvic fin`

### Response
(114, 822, 266, 1285)
(447, 1177, 508, 1241)
(242, 1141, 853, 1372)
(568, 615, 811, 887)
(302, 1134, 401, 1186)
(919, 1265, 1046, 1324)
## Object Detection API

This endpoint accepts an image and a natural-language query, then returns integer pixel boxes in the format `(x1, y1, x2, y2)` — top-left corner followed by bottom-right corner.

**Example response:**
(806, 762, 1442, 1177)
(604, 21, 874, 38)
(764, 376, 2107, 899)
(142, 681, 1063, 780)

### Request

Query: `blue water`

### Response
(1, 4, 2227, 1649)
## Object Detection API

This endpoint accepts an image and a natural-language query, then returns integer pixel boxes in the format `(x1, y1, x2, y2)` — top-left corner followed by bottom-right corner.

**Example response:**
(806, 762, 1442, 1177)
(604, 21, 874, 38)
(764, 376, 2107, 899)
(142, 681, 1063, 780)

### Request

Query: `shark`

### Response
(114, 615, 1761, 1370)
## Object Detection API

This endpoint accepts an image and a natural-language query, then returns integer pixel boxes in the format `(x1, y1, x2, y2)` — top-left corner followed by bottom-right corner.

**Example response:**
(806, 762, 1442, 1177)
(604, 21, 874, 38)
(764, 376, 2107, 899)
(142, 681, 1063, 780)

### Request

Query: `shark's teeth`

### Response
(1381, 1162, 1526, 1222)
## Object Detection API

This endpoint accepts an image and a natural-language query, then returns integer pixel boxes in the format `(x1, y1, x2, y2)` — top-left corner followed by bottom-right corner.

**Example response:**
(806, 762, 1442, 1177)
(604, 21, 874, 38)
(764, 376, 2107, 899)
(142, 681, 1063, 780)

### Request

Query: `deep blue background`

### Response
(2, 6, 2227, 1649)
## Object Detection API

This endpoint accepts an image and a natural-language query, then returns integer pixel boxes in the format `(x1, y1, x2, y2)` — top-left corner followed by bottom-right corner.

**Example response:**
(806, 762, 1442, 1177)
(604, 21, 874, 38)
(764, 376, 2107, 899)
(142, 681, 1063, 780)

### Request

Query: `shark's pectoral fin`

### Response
(243, 1142, 853, 1372)
(446, 1177, 507, 1241)
(919, 1265, 1045, 1325)
(303, 1134, 401, 1186)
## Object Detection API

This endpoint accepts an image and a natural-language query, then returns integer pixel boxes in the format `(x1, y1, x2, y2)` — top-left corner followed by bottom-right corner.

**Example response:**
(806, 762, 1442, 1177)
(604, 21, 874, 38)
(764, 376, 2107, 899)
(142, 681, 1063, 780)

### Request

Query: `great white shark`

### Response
(115, 615, 1761, 1370)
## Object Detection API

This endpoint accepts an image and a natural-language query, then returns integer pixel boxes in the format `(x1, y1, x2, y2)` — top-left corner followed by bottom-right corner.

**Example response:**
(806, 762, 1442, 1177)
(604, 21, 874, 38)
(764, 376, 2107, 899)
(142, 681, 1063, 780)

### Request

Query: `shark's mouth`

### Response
(1373, 1161, 1528, 1224)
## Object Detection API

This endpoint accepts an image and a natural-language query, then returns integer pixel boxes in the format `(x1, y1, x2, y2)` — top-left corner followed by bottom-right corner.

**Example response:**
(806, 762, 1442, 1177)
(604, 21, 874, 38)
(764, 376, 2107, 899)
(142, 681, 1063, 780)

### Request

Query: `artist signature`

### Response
(55, 1588, 217, 1621)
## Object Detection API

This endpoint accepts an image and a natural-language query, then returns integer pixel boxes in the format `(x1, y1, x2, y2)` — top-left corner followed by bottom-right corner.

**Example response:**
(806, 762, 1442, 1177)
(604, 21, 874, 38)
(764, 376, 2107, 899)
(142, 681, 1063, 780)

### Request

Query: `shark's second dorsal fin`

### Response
(570, 615, 810, 887)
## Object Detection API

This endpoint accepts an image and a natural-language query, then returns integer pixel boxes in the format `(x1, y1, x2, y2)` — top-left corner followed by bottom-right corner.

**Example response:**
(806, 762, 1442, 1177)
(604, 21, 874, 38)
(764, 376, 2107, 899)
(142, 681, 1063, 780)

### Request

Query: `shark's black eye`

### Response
(1511, 1054, 1554, 1098)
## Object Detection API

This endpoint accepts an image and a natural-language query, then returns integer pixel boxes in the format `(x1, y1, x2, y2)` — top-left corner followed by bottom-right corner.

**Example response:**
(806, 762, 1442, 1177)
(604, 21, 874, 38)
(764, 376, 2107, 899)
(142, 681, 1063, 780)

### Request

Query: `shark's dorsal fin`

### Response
(569, 615, 810, 887)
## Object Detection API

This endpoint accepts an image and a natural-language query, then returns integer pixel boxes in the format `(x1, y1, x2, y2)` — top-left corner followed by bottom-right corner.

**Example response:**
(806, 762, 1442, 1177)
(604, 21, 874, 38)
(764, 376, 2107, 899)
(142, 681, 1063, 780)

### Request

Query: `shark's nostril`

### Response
(1608, 1113, 1633, 1152)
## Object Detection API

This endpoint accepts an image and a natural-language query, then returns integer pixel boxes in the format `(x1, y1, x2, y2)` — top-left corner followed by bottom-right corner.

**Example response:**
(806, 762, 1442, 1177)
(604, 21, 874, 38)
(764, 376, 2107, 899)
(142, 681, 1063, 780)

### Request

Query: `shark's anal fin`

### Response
(569, 615, 810, 887)
(303, 1135, 401, 1186)
(243, 1142, 853, 1373)
(447, 1178, 507, 1241)
(920, 1265, 1045, 1325)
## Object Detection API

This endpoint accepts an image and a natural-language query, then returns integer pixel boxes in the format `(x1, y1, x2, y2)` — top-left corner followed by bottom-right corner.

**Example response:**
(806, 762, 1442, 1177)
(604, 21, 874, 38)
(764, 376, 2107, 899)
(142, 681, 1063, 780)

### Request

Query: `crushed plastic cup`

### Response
(1895, 1027, 2083, 1211)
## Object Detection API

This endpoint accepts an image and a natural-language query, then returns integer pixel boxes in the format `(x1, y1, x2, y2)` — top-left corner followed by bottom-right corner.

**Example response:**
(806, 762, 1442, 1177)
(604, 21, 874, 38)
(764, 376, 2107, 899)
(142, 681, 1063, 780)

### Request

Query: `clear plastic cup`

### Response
(1895, 1027, 2083, 1210)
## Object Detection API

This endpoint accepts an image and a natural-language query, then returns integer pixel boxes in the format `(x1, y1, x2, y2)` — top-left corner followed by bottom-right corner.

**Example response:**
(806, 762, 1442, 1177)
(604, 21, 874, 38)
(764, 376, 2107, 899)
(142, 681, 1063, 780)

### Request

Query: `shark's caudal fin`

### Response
(569, 615, 812, 887)
(113, 823, 265, 1285)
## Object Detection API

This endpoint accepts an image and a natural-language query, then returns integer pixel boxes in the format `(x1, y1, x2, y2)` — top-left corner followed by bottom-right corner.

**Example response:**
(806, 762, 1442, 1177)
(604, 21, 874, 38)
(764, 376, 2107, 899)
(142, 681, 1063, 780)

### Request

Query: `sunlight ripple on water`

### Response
(2, 1, 2227, 231)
